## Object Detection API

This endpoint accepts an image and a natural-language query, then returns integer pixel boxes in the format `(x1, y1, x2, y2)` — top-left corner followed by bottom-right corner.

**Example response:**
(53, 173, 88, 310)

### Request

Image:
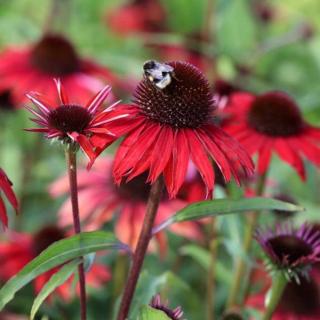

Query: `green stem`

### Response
(65, 146, 87, 320)
(226, 171, 268, 309)
(207, 218, 218, 320)
(262, 272, 287, 320)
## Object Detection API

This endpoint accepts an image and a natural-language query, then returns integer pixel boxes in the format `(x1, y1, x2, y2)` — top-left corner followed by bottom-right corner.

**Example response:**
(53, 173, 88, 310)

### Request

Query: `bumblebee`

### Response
(143, 60, 174, 89)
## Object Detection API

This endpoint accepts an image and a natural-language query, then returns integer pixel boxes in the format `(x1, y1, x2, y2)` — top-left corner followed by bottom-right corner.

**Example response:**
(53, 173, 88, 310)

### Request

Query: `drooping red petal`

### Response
(0, 197, 8, 227)
(0, 171, 18, 213)
(274, 138, 305, 180)
(171, 130, 190, 196)
(257, 138, 273, 175)
(186, 129, 214, 194)
(114, 122, 161, 181)
(148, 127, 174, 183)
(197, 128, 232, 182)
(67, 133, 95, 165)
(291, 136, 320, 166)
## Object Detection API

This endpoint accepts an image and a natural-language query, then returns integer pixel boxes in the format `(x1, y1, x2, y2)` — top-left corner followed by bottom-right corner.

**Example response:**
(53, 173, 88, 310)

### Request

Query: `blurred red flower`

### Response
(0, 168, 18, 228)
(0, 226, 111, 300)
(50, 157, 206, 254)
(224, 91, 320, 179)
(0, 34, 123, 104)
(106, 0, 166, 35)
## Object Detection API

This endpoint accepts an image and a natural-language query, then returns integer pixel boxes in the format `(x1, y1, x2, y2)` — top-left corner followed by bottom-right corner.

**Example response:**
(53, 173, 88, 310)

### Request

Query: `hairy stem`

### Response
(117, 178, 164, 320)
(65, 146, 87, 320)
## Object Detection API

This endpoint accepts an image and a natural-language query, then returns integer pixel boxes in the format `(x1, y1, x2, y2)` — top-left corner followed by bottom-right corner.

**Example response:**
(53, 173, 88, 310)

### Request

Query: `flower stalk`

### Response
(65, 145, 87, 320)
(117, 177, 164, 320)
(226, 171, 268, 308)
(262, 272, 287, 320)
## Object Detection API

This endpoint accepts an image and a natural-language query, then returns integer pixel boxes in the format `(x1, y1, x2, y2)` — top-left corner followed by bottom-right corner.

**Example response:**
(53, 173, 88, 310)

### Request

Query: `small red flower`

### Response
(0, 34, 122, 104)
(0, 226, 111, 300)
(50, 157, 205, 254)
(0, 168, 18, 228)
(112, 61, 254, 198)
(224, 91, 320, 179)
(25, 79, 128, 167)
(149, 294, 184, 320)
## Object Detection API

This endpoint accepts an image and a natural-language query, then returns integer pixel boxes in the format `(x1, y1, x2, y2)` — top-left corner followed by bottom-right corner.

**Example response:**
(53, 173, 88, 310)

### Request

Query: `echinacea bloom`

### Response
(247, 268, 320, 320)
(50, 157, 205, 252)
(149, 294, 184, 320)
(0, 225, 111, 300)
(106, 0, 165, 35)
(224, 91, 320, 179)
(0, 168, 18, 227)
(255, 224, 320, 280)
(25, 79, 128, 167)
(112, 61, 254, 198)
(0, 34, 122, 104)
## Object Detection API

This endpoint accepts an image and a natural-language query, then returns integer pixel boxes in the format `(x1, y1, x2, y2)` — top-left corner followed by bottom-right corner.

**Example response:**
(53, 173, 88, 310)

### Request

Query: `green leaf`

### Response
(137, 305, 171, 320)
(153, 197, 304, 234)
(0, 231, 130, 310)
(30, 259, 81, 320)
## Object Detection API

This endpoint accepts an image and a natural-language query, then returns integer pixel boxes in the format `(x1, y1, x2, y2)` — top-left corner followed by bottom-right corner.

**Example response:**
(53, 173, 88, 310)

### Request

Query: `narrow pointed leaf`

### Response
(153, 197, 304, 234)
(30, 259, 81, 320)
(137, 305, 171, 320)
(0, 231, 130, 310)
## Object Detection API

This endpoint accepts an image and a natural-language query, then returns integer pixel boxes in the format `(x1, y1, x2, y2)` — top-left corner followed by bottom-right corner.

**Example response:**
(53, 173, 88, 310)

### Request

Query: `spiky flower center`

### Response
(134, 61, 214, 128)
(32, 226, 65, 256)
(117, 173, 151, 202)
(279, 277, 319, 315)
(248, 92, 304, 136)
(30, 34, 80, 76)
(48, 104, 92, 134)
(268, 235, 312, 265)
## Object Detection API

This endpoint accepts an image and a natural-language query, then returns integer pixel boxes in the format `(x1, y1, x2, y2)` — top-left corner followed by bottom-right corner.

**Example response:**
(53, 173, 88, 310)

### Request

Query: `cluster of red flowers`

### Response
(0, 9, 320, 316)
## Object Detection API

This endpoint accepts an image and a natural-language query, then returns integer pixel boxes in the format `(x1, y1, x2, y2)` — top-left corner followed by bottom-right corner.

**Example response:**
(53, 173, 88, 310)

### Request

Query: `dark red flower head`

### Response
(30, 34, 80, 76)
(248, 92, 304, 137)
(0, 90, 15, 111)
(113, 61, 254, 197)
(224, 91, 320, 179)
(0, 33, 123, 104)
(255, 224, 320, 280)
(25, 79, 128, 167)
(149, 294, 184, 320)
(0, 168, 18, 228)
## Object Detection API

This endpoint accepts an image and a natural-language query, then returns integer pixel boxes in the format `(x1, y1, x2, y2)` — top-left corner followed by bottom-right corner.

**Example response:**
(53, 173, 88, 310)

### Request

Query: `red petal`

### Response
(197, 128, 232, 182)
(148, 127, 174, 183)
(0, 197, 8, 227)
(186, 129, 214, 193)
(114, 122, 161, 181)
(86, 85, 111, 114)
(257, 139, 273, 175)
(274, 139, 305, 180)
(54, 78, 69, 105)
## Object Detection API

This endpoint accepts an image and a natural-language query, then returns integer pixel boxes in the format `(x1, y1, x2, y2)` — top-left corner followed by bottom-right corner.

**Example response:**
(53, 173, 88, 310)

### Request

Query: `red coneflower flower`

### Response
(224, 91, 320, 179)
(0, 168, 18, 228)
(106, 0, 165, 35)
(112, 61, 254, 198)
(247, 268, 320, 320)
(149, 294, 184, 320)
(25, 79, 128, 167)
(255, 224, 320, 280)
(49, 157, 205, 253)
(0, 225, 111, 300)
(0, 34, 122, 104)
